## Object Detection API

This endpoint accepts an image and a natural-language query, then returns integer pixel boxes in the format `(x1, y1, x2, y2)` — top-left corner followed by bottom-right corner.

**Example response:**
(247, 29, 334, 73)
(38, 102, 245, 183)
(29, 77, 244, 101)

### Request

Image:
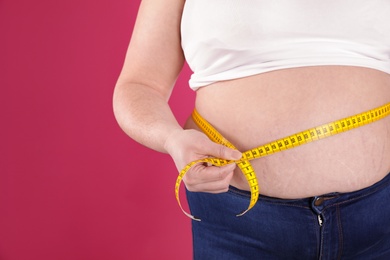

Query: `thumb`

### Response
(208, 142, 242, 161)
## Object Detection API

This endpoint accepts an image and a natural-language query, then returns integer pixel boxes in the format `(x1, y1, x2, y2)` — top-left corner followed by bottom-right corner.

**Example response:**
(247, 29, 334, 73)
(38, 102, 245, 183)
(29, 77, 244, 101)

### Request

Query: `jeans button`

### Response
(314, 197, 324, 206)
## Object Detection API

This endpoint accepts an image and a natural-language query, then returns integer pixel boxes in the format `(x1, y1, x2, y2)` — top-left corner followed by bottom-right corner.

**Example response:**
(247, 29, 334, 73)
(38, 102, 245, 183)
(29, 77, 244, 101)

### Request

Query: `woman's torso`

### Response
(185, 66, 390, 198)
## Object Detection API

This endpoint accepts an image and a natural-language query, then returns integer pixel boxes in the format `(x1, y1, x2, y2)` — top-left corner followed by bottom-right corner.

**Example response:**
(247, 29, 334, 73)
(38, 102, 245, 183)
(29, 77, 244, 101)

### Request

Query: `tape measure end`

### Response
(193, 217, 202, 222)
(184, 211, 201, 221)
(236, 209, 249, 217)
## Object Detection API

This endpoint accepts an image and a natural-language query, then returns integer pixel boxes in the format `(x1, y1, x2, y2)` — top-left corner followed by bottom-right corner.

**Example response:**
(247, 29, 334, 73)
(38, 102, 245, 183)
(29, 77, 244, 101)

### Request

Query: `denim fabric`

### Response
(186, 173, 390, 260)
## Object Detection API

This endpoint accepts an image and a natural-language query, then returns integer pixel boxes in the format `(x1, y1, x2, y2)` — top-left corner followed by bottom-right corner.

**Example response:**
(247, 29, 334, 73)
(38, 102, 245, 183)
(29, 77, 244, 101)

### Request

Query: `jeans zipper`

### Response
(318, 214, 323, 227)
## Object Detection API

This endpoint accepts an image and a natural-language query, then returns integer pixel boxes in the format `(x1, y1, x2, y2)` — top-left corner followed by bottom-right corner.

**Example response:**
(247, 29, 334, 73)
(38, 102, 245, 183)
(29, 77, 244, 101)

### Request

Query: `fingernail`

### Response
(231, 150, 242, 160)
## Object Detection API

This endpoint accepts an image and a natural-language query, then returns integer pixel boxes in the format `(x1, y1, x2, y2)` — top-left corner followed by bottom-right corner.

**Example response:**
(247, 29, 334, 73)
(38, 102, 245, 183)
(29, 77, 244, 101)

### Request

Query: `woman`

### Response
(113, 0, 390, 259)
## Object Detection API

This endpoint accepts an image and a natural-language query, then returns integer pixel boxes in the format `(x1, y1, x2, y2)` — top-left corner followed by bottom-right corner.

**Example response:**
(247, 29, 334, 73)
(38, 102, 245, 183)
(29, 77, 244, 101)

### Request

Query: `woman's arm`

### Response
(113, 0, 242, 193)
(113, 0, 185, 153)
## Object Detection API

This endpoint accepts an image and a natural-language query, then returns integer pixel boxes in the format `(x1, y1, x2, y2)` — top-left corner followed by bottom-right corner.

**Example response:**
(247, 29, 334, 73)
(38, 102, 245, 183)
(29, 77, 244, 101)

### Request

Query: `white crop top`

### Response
(181, 0, 390, 90)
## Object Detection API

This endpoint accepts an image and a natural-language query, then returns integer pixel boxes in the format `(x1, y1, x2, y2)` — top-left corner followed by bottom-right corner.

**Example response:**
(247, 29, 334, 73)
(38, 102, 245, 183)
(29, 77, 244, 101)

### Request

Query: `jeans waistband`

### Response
(229, 171, 390, 211)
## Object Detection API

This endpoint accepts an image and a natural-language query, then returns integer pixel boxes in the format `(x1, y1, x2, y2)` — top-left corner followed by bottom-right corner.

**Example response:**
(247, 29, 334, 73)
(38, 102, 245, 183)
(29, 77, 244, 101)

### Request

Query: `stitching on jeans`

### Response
(319, 215, 325, 260)
(321, 178, 390, 211)
(336, 205, 344, 260)
(310, 213, 321, 259)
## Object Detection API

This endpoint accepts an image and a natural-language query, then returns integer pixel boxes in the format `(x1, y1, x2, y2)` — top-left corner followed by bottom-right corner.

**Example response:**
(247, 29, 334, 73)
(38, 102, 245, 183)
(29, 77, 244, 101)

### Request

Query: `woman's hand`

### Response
(164, 129, 242, 193)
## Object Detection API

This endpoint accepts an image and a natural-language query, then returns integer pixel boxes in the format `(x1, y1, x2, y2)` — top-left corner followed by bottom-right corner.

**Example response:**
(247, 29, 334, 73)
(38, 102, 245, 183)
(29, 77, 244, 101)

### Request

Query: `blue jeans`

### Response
(186, 173, 390, 260)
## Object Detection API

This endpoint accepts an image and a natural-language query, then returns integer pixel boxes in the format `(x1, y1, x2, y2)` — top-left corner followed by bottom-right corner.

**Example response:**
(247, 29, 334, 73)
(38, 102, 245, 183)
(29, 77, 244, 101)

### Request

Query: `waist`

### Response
(187, 66, 390, 198)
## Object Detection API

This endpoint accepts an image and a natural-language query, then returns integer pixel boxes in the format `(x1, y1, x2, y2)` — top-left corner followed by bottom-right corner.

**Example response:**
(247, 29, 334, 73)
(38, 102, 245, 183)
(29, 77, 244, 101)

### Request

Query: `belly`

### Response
(186, 66, 390, 198)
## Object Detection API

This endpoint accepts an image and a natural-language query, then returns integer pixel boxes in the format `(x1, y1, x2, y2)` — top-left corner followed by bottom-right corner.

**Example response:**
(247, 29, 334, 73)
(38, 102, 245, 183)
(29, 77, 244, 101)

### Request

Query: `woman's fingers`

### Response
(184, 163, 237, 193)
(205, 141, 242, 161)
(165, 129, 243, 193)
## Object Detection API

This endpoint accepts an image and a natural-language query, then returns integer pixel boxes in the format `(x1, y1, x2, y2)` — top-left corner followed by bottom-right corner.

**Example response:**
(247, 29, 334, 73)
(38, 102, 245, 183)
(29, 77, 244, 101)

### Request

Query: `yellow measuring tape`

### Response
(175, 102, 390, 221)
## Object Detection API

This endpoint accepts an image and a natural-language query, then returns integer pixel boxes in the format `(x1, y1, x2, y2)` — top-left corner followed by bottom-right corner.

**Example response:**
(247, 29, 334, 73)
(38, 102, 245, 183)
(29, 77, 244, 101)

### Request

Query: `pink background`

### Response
(0, 0, 195, 259)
